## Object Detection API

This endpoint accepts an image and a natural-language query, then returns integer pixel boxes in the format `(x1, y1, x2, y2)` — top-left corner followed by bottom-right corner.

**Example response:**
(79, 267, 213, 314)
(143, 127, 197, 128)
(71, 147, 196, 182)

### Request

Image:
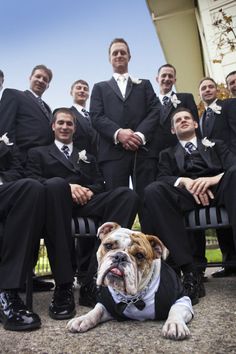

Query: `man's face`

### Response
(71, 83, 89, 106)
(109, 42, 130, 74)
(171, 111, 198, 140)
(199, 79, 217, 105)
(52, 113, 75, 144)
(156, 67, 176, 94)
(226, 73, 236, 98)
(29, 69, 50, 97)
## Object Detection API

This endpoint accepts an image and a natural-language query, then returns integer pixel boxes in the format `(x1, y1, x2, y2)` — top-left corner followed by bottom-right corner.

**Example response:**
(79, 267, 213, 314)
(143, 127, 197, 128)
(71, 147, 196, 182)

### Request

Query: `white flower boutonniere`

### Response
(0, 133, 13, 146)
(130, 76, 142, 84)
(202, 137, 215, 150)
(210, 102, 222, 114)
(77, 150, 90, 164)
(170, 94, 181, 108)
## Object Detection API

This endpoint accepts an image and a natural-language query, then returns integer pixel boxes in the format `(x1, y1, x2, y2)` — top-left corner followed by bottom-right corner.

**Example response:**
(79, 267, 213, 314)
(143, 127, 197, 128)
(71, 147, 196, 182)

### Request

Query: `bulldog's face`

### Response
(96, 222, 168, 296)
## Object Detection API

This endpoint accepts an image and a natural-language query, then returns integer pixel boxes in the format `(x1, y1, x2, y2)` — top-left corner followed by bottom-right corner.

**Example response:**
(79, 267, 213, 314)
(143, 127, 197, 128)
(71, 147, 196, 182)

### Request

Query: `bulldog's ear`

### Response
(97, 222, 120, 241)
(146, 235, 169, 260)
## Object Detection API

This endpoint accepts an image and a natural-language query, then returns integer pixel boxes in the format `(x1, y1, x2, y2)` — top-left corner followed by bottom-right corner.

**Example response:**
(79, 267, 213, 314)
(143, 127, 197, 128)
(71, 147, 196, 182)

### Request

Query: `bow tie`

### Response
(115, 299, 146, 315)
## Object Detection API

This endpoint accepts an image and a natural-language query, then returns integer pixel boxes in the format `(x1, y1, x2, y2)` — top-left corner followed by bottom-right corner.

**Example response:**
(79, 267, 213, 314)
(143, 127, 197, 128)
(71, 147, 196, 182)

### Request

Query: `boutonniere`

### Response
(77, 150, 90, 164)
(130, 76, 142, 84)
(0, 133, 13, 146)
(170, 94, 181, 108)
(202, 137, 215, 150)
(210, 103, 222, 114)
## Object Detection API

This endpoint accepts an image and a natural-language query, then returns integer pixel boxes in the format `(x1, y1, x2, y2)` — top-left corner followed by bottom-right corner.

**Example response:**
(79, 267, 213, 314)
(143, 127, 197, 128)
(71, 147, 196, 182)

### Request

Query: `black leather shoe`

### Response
(211, 268, 236, 278)
(198, 273, 206, 298)
(182, 272, 200, 305)
(49, 285, 75, 320)
(0, 290, 41, 331)
(79, 280, 98, 308)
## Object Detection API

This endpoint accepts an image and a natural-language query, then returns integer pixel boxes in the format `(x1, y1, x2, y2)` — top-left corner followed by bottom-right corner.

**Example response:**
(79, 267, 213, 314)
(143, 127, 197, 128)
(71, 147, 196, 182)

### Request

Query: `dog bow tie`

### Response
(115, 299, 146, 315)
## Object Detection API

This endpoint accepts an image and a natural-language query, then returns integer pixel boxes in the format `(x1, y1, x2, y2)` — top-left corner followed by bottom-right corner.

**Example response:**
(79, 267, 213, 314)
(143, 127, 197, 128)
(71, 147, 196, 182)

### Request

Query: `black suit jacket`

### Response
(200, 98, 236, 154)
(69, 106, 98, 156)
(0, 89, 53, 160)
(90, 77, 161, 162)
(0, 142, 24, 182)
(154, 92, 199, 157)
(157, 139, 236, 186)
(26, 143, 105, 194)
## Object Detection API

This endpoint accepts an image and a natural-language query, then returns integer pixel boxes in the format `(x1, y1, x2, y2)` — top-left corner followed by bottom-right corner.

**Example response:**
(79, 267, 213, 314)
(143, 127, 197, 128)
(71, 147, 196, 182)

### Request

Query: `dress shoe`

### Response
(79, 280, 98, 308)
(198, 273, 206, 298)
(0, 290, 41, 331)
(182, 272, 200, 306)
(20, 277, 54, 293)
(211, 267, 236, 278)
(49, 285, 75, 320)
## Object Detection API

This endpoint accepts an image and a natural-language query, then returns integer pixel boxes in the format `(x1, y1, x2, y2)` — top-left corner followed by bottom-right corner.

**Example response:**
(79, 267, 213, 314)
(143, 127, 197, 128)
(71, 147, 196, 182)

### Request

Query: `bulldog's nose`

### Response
(112, 252, 127, 263)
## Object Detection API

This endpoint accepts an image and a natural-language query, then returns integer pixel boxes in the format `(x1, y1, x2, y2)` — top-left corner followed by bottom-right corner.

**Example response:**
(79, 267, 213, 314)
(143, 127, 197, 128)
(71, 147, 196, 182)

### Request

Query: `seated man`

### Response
(0, 135, 45, 331)
(26, 108, 139, 320)
(141, 107, 236, 305)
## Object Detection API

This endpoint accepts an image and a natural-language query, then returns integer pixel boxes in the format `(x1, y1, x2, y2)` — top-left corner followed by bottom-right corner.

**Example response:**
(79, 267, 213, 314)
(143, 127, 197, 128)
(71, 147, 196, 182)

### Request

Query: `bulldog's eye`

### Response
(104, 243, 113, 250)
(135, 252, 145, 260)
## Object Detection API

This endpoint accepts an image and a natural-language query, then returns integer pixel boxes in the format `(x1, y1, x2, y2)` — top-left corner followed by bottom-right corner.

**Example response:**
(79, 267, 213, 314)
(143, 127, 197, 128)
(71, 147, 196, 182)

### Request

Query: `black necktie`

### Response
(37, 96, 50, 119)
(185, 142, 197, 154)
(162, 96, 169, 106)
(202, 107, 213, 136)
(61, 145, 70, 159)
(81, 108, 90, 119)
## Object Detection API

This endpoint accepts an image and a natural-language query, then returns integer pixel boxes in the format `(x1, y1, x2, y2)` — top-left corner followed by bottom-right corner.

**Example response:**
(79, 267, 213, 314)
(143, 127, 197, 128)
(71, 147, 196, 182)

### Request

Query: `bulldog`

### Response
(67, 222, 193, 340)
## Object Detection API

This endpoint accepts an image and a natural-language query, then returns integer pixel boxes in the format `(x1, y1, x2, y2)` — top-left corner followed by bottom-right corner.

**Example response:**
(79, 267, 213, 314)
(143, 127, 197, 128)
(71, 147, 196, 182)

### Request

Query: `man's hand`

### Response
(179, 177, 213, 206)
(117, 129, 142, 151)
(69, 184, 94, 205)
(189, 175, 223, 195)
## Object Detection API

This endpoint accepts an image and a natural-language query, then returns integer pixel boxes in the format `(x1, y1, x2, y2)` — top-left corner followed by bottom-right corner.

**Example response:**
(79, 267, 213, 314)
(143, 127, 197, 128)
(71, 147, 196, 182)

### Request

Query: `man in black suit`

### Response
(0, 134, 45, 331)
(226, 71, 236, 98)
(26, 108, 139, 319)
(0, 64, 54, 291)
(90, 38, 160, 198)
(199, 77, 236, 277)
(69, 79, 98, 155)
(0, 64, 53, 164)
(154, 64, 199, 156)
(141, 107, 236, 305)
(0, 70, 4, 101)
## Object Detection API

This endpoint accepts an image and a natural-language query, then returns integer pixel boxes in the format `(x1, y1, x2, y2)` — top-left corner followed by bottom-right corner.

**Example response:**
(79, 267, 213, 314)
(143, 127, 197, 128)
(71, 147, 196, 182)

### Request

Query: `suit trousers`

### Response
(44, 177, 139, 285)
(0, 179, 45, 289)
(141, 165, 236, 267)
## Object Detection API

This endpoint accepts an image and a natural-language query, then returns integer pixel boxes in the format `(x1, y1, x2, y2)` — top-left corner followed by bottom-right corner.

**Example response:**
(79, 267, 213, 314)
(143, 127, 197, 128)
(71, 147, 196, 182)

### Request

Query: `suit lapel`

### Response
(124, 77, 133, 100)
(107, 77, 124, 101)
(49, 144, 76, 171)
(174, 143, 185, 172)
(24, 90, 51, 121)
(197, 139, 213, 167)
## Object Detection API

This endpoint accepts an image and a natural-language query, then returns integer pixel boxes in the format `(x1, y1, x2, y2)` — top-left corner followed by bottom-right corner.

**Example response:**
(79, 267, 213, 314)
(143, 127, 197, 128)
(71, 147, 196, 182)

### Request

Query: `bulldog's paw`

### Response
(67, 315, 95, 333)
(162, 321, 190, 340)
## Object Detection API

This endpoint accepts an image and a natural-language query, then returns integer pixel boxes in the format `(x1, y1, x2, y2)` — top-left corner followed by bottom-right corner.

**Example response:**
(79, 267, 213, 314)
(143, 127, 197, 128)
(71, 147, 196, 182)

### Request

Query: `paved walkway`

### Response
(1, 269, 236, 354)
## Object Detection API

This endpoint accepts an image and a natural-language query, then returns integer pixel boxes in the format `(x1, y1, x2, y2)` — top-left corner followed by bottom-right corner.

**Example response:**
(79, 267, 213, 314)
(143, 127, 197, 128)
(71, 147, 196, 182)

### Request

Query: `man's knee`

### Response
(113, 186, 139, 203)
(44, 177, 69, 192)
(144, 181, 168, 200)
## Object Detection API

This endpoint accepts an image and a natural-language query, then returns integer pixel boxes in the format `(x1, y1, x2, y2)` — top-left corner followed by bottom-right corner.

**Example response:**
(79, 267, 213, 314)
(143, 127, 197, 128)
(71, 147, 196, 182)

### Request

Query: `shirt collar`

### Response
(159, 90, 174, 102)
(113, 73, 129, 81)
(204, 98, 218, 110)
(179, 136, 197, 149)
(54, 140, 73, 154)
(73, 103, 86, 115)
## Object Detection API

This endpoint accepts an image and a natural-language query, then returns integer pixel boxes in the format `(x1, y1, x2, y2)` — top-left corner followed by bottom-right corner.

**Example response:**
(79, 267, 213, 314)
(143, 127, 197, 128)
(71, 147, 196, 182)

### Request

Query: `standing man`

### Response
(0, 134, 45, 331)
(141, 108, 236, 305)
(226, 71, 236, 98)
(26, 108, 139, 319)
(154, 64, 199, 157)
(199, 77, 236, 277)
(69, 79, 98, 155)
(0, 64, 54, 291)
(90, 38, 160, 198)
(0, 64, 53, 164)
(0, 70, 4, 101)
